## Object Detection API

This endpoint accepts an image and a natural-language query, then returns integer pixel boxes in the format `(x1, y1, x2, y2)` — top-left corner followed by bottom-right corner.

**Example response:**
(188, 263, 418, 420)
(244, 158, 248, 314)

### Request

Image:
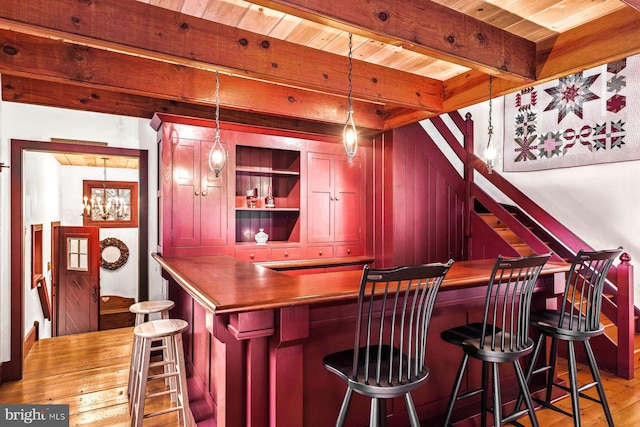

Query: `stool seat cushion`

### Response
(130, 300, 175, 315)
(134, 319, 188, 339)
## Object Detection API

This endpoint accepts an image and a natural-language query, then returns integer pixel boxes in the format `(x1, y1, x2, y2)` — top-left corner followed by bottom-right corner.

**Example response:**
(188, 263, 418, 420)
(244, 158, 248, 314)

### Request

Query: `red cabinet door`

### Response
(172, 138, 227, 249)
(334, 155, 361, 242)
(172, 138, 201, 247)
(307, 152, 361, 243)
(200, 139, 227, 247)
(307, 152, 334, 242)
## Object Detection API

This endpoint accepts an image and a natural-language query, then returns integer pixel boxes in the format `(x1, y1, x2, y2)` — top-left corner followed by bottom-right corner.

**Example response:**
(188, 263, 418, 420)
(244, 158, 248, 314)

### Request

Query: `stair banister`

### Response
(617, 253, 635, 379)
(432, 110, 635, 380)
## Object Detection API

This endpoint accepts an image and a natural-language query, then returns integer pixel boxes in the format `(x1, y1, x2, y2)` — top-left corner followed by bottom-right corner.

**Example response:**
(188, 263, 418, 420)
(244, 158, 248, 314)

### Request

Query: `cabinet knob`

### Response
(284, 252, 289, 257)
(335, 196, 340, 201)
(347, 249, 351, 254)
(318, 250, 323, 256)
(201, 191, 207, 196)
(195, 191, 200, 196)
(250, 254, 255, 259)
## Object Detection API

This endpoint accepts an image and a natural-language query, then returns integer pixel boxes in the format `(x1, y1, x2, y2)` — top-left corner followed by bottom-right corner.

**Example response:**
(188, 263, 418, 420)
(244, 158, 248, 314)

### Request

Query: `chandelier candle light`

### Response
(343, 32, 358, 164)
(209, 70, 227, 177)
(485, 75, 497, 174)
(83, 158, 127, 220)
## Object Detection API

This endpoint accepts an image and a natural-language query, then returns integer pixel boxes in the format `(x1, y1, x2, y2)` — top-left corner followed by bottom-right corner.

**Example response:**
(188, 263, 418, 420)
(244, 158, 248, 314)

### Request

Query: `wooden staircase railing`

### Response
(427, 111, 636, 379)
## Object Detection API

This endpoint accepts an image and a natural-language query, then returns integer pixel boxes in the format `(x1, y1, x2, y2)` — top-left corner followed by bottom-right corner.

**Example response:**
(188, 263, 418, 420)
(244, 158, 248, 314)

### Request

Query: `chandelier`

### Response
(83, 158, 128, 220)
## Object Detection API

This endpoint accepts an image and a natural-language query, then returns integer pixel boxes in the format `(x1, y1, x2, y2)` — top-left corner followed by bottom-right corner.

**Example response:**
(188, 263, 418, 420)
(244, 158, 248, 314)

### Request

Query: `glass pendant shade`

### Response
(485, 133, 496, 174)
(343, 108, 358, 163)
(209, 134, 226, 178)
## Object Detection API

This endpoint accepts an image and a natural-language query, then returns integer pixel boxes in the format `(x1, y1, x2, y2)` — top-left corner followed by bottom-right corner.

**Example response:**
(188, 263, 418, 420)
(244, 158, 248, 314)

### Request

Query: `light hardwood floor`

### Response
(0, 327, 183, 426)
(1, 327, 640, 426)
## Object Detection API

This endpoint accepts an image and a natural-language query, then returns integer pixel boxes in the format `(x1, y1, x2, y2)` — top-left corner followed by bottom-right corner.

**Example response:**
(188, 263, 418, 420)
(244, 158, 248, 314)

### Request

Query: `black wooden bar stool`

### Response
(127, 300, 175, 403)
(323, 260, 454, 426)
(441, 253, 551, 427)
(130, 318, 192, 427)
(515, 247, 622, 427)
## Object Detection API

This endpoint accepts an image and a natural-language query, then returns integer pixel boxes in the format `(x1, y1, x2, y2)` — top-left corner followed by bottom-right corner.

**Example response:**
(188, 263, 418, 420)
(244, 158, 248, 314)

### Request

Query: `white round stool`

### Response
(130, 300, 175, 326)
(127, 300, 175, 403)
(130, 319, 192, 426)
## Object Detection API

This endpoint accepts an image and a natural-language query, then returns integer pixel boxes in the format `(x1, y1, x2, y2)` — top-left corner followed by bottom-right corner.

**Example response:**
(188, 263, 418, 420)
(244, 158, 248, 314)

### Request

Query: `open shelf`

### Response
(235, 145, 301, 244)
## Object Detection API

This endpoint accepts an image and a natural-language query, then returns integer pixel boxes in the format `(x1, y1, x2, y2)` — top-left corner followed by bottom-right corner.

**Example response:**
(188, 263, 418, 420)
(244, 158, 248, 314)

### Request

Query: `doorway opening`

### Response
(8, 139, 149, 381)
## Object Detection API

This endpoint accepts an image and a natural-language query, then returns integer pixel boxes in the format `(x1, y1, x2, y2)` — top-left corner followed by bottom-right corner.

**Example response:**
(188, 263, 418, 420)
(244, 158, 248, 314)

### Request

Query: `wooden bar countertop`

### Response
(152, 254, 570, 315)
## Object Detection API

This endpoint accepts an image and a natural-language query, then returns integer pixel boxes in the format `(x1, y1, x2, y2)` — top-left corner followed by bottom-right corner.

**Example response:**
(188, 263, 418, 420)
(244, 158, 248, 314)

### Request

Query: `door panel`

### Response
(57, 226, 100, 336)
(334, 156, 361, 242)
(307, 152, 334, 242)
(200, 139, 227, 246)
(172, 138, 201, 247)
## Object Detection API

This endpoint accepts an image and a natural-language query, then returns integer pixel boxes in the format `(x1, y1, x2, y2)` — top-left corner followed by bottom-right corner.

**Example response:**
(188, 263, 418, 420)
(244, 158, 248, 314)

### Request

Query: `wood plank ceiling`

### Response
(0, 0, 639, 138)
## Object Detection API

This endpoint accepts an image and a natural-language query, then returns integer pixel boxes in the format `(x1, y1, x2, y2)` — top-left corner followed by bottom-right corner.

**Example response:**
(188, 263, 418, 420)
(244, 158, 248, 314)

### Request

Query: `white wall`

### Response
(0, 101, 161, 361)
(23, 151, 61, 339)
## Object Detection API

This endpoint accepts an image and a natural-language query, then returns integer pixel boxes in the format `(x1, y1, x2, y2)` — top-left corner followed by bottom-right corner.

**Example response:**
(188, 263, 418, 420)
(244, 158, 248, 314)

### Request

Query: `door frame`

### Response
(8, 139, 149, 381)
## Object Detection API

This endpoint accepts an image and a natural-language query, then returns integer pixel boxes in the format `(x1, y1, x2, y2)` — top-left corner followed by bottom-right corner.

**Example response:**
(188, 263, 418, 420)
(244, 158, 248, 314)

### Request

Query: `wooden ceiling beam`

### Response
(0, 0, 443, 112)
(1, 75, 364, 137)
(250, 0, 536, 82)
(536, 8, 640, 81)
(0, 29, 384, 130)
(442, 8, 640, 114)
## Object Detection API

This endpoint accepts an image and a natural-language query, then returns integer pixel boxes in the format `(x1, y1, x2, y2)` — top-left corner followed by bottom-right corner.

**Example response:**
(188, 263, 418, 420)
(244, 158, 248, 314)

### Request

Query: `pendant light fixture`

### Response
(343, 32, 358, 164)
(485, 75, 497, 174)
(209, 70, 227, 177)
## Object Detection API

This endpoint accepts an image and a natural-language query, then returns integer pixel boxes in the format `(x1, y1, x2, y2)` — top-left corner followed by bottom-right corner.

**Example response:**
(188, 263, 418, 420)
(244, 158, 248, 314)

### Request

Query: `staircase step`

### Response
(495, 228, 525, 244)
(478, 212, 517, 229)
(512, 243, 536, 256)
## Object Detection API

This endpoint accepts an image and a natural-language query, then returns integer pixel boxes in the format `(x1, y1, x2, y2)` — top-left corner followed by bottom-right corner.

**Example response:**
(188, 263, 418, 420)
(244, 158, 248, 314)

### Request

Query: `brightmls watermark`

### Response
(1, 405, 69, 426)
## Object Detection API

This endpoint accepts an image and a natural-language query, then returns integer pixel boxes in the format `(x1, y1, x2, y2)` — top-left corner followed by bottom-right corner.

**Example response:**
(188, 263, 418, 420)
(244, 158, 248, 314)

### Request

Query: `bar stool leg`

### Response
(128, 334, 141, 414)
(583, 341, 614, 427)
(442, 353, 469, 427)
(173, 332, 191, 425)
(131, 337, 152, 427)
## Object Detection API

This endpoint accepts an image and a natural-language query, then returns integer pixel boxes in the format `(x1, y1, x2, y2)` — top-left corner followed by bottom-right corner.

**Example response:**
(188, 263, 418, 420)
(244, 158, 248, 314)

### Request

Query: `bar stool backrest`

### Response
(478, 253, 551, 353)
(350, 260, 454, 386)
(559, 247, 623, 332)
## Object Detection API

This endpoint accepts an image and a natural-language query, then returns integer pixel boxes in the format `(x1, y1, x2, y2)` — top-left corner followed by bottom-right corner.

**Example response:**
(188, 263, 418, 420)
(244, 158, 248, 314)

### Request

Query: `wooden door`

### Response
(334, 155, 361, 242)
(57, 226, 100, 336)
(307, 152, 334, 242)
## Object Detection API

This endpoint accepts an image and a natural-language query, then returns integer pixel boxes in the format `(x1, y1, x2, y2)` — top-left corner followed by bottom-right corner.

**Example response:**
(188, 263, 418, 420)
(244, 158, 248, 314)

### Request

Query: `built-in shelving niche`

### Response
(235, 145, 300, 244)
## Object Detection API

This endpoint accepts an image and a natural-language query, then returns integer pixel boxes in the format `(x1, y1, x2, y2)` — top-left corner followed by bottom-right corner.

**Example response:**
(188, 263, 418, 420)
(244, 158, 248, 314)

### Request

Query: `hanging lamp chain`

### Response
(488, 75, 493, 137)
(347, 33, 354, 113)
(215, 71, 220, 141)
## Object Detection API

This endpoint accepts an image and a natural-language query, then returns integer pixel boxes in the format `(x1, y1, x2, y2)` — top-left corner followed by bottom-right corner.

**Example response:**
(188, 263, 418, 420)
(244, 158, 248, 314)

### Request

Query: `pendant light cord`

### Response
(488, 75, 493, 138)
(215, 71, 220, 140)
(347, 33, 354, 114)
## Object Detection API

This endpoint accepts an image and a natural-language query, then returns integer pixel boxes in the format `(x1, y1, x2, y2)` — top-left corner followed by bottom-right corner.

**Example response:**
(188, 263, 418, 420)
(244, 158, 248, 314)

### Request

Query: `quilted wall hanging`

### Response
(502, 53, 640, 172)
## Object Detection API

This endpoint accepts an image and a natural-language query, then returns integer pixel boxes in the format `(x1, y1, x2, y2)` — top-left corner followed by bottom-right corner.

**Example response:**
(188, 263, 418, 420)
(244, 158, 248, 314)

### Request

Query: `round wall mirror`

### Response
(100, 237, 129, 270)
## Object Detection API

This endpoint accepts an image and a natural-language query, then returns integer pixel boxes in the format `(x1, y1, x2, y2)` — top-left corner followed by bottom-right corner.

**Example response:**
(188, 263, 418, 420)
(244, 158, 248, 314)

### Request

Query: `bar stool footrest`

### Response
(145, 405, 184, 419)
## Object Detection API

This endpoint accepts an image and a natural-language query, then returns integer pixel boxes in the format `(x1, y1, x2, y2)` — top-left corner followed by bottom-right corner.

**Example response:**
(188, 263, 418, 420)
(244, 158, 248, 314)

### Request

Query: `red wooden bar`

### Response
(153, 254, 570, 426)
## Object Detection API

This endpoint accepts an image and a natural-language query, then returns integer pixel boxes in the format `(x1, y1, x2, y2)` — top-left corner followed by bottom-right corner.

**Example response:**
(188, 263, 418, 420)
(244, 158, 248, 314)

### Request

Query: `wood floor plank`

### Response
(2, 327, 639, 426)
